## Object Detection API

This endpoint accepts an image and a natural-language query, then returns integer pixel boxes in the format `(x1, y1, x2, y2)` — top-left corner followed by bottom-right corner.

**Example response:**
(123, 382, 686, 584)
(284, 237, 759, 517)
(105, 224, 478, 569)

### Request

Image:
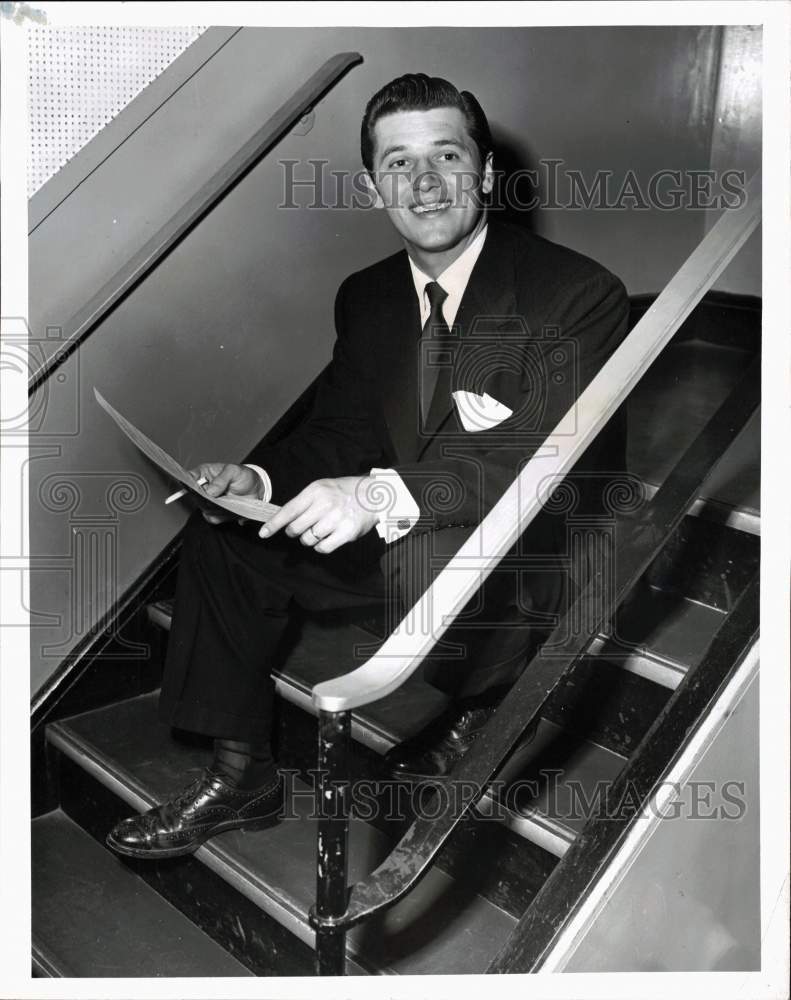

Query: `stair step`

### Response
(622, 590, 726, 666)
(270, 618, 635, 855)
(142, 609, 647, 857)
(627, 336, 756, 502)
(485, 719, 628, 855)
(139, 509, 756, 860)
(640, 479, 759, 536)
(624, 319, 760, 534)
(148, 601, 451, 752)
(543, 654, 672, 757)
(32, 809, 253, 978)
(599, 590, 726, 687)
(47, 693, 518, 975)
(149, 512, 757, 701)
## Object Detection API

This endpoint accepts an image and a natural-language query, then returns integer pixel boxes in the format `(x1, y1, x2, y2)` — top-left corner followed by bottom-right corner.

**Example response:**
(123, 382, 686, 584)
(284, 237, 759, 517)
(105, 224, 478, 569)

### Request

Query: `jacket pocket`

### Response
(452, 390, 513, 433)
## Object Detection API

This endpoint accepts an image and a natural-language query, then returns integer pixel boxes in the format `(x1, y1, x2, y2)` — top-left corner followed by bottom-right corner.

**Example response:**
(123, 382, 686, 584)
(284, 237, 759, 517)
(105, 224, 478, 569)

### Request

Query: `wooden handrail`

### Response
(311, 170, 761, 714)
(28, 51, 363, 395)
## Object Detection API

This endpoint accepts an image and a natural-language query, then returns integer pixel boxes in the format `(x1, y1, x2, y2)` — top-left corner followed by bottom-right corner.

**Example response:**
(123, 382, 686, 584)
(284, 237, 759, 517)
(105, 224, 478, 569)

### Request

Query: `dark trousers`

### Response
(157, 511, 566, 743)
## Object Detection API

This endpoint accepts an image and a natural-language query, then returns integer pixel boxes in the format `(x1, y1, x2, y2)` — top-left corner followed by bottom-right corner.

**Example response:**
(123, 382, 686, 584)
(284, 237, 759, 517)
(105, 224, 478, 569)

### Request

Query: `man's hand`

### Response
(260, 476, 379, 553)
(188, 463, 263, 525)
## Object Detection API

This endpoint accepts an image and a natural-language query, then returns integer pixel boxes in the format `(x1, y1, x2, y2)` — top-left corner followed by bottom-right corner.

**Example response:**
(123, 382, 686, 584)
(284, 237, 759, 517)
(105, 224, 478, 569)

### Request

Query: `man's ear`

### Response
(361, 170, 385, 209)
(481, 152, 494, 196)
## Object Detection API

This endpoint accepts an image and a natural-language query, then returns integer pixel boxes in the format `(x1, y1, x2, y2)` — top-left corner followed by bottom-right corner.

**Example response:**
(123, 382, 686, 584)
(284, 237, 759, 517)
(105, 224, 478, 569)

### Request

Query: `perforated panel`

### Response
(27, 26, 206, 196)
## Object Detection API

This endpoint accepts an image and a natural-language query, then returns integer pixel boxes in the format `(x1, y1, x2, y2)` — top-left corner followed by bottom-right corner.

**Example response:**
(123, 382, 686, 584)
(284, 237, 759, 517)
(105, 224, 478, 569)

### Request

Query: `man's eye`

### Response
(388, 159, 408, 169)
(439, 152, 459, 161)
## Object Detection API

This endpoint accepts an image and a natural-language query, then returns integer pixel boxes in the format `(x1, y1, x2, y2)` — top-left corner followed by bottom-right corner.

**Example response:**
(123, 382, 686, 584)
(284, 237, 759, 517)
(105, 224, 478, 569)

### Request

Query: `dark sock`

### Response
(212, 738, 277, 789)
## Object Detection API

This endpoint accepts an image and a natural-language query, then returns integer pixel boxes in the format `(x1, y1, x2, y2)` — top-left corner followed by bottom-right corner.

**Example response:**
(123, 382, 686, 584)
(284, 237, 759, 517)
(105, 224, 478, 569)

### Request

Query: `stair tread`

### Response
(144, 606, 642, 842)
(696, 408, 760, 514)
(609, 589, 726, 670)
(151, 600, 681, 730)
(627, 338, 757, 506)
(149, 606, 452, 746)
(150, 513, 740, 710)
(494, 719, 626, 836)
(275, 631, 631, 839)
(49, 692, 517, 975)
(32, 809, 252, 978)
(271, 617, 451, 744)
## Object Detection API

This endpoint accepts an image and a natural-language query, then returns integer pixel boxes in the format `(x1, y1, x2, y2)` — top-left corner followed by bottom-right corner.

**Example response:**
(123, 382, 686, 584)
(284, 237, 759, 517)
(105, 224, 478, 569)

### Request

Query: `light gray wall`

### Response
(562, 668, 760, 971)
(28, 26, 761, 692)
(707, 26, 762, 296)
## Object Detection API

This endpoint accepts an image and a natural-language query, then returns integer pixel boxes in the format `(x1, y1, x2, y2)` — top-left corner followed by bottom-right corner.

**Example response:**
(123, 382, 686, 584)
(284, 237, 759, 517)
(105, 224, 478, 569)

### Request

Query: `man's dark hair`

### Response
(360, 73, 493, 174)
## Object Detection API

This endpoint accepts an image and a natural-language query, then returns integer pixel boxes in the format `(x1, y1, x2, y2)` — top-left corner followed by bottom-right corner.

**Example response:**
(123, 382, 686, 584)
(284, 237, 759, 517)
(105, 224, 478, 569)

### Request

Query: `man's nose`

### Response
(413, 165, 443, 196)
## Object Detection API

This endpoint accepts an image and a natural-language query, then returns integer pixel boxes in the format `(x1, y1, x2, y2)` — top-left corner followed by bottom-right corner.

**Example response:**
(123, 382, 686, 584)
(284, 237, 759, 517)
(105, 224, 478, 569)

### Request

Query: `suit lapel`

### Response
(375, 252, 423, 462)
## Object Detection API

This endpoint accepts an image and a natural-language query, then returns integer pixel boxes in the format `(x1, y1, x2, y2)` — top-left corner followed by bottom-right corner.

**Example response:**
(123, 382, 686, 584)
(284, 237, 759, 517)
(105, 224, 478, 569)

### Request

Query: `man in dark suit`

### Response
(107, 73, 629, 859)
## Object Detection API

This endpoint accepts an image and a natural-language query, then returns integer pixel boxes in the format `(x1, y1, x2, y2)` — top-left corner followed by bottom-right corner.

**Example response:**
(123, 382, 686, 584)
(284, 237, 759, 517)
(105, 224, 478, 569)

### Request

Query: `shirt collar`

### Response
(407, 223, 488, 320)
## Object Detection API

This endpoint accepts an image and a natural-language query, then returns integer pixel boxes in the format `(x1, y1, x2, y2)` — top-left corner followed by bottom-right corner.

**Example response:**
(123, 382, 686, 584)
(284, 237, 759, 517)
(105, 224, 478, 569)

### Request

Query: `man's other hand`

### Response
(188, 463, 263, 525)
(259, 476, 379, 553)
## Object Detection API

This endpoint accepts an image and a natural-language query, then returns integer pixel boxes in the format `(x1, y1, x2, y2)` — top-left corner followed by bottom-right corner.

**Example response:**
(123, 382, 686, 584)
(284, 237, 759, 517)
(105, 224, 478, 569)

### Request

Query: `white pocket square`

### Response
(452, 390, 513, 432)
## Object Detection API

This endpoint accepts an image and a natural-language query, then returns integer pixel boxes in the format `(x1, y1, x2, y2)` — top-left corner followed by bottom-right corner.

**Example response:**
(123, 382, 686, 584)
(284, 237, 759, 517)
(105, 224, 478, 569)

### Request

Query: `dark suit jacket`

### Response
(249, 219, 630, 557)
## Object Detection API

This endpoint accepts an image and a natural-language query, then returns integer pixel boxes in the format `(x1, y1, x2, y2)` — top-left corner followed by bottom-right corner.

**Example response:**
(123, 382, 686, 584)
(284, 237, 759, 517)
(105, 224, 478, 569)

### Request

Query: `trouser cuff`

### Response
(157, 694, 273, 743)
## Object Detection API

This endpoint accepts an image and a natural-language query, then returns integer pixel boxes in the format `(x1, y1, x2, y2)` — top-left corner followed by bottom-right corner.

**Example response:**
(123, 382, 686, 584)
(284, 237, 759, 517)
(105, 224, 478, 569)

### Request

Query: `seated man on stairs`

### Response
(107, 72, 629, 859)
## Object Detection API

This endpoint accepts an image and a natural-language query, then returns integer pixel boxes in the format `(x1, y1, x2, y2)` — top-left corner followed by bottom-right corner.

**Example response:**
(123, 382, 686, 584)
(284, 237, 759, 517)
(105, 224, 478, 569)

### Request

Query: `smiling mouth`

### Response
(411, 200, 452, 215)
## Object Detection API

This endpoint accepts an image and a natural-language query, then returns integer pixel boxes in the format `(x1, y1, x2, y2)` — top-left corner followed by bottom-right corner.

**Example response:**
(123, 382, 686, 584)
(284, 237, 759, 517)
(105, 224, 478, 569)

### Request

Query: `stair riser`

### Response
(32, 613, 168, 818)
(642, 515, 759, 613)
(543, 656, 672, 756)
(55, 751, 318, 977)
(33, 808, 255, 979)
(628, 294, 760, 355)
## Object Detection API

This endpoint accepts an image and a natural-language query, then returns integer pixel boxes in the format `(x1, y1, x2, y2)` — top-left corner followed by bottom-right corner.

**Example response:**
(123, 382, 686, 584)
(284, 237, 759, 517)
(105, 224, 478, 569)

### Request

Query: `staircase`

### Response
(31, 295, 761, 976)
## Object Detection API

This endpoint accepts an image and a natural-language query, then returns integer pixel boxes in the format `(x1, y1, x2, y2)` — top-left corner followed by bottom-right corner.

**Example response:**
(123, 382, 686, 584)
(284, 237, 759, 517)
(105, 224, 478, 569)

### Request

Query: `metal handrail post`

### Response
(309, 710, 351, 975)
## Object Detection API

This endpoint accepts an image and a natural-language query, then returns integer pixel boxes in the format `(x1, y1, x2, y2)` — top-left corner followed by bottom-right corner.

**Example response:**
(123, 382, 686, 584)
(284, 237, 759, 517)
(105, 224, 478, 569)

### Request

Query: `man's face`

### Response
(367, 107, 493, 267)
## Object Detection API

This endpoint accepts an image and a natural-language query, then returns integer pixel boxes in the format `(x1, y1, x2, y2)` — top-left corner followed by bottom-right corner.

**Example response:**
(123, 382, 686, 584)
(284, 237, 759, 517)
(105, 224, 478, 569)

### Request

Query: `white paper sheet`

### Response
(94, 388, 279, 523)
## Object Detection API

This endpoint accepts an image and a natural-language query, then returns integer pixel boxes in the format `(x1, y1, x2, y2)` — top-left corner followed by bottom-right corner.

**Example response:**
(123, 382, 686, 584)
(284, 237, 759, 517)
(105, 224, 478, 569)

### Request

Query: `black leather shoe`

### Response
(384, 705, 540, 782)
(383, 706, 488, 781)
(106, 768, 283, 860)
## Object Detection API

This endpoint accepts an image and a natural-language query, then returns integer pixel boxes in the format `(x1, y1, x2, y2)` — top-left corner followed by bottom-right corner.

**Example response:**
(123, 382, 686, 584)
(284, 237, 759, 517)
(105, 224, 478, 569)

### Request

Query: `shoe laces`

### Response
(167, 769, 214, 809)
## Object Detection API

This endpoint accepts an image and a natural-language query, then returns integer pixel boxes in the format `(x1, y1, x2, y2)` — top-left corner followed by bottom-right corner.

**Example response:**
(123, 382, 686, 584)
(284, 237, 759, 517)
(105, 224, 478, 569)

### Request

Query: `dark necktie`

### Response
(420, 281, 452, 428)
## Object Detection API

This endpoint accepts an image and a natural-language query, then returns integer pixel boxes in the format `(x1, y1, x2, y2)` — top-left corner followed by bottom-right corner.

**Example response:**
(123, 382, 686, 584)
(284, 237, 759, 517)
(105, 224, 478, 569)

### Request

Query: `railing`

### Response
(28, 51, 362, 395)
(307, 172, 762, 974)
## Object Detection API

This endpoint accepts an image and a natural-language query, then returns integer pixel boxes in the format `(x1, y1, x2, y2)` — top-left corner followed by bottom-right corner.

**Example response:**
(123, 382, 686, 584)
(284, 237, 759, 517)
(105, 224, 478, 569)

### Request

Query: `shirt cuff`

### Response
(243, 464, 272, 503)
(369, 467, 421, 544)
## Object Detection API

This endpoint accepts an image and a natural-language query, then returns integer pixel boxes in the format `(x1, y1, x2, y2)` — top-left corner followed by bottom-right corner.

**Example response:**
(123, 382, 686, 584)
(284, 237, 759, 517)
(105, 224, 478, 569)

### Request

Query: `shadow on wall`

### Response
(489, 126, 540, 233)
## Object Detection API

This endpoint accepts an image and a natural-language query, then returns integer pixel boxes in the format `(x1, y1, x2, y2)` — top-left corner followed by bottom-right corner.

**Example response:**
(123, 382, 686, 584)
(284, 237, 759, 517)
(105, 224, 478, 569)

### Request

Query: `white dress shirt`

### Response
(370, 223, 489, 542)
(248, 224, 489, 544)
(407, 222, 488, 330)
